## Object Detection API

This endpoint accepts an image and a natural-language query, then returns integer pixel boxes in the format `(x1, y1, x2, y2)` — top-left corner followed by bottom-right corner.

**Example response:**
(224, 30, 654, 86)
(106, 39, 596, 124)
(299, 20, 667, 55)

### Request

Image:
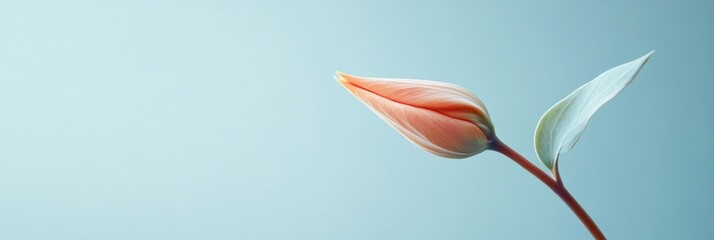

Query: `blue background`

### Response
(1, 1, 713, 239)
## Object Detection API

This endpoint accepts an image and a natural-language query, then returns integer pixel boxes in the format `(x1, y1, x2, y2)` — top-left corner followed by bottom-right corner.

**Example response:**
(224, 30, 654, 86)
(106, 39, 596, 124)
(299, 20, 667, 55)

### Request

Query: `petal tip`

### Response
(335, 71, 353, 80)
(335, 71, 362, 86)
(334, 71, 347, 83)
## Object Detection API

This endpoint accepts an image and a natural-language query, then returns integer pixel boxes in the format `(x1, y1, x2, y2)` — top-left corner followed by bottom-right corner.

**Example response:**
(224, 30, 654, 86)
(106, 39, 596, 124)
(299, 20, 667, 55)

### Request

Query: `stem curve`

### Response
(489, 138, 605, 240)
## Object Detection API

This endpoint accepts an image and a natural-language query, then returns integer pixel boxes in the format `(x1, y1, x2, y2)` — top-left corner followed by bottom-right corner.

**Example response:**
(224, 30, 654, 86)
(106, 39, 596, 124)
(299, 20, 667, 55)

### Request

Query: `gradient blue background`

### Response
(1, 1, 712, 239)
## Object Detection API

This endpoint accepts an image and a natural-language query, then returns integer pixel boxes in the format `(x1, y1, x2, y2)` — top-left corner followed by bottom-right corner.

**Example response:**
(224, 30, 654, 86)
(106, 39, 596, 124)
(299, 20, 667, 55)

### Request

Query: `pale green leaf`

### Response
(534, 51, 654, 172)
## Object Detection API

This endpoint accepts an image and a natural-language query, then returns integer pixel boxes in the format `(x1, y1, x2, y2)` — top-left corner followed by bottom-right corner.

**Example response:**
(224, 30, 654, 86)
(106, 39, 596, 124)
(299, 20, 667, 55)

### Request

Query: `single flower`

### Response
(335, 71, 495, 158)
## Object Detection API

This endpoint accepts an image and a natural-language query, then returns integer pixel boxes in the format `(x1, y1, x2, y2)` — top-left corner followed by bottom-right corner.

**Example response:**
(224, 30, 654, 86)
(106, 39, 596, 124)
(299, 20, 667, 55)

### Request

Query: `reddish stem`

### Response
(490, 138, 606, 240)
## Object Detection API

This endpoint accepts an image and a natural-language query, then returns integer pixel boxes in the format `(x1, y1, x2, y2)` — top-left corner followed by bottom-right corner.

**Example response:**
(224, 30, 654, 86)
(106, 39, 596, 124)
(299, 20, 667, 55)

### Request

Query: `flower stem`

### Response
(490, 138, 606, 240)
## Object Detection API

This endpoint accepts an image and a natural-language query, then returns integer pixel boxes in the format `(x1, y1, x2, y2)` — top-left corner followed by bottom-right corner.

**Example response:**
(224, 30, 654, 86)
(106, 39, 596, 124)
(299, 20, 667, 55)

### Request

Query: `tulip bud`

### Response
(335, 72, 495, 158)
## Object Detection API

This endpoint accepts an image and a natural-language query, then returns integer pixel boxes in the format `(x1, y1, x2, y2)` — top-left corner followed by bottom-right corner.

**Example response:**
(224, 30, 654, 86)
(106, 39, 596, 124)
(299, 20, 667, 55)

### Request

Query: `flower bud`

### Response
(335, 72, 495, 158)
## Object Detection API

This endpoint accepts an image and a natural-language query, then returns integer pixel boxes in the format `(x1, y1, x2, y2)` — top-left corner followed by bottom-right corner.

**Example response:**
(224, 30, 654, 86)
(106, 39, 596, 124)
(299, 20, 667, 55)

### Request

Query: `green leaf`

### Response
(534, 51, 654, 173)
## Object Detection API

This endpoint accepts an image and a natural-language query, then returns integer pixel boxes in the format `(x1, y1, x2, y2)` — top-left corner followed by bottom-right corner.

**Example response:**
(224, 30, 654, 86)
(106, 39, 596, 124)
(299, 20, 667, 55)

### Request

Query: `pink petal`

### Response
(336, 72, 493, 158)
